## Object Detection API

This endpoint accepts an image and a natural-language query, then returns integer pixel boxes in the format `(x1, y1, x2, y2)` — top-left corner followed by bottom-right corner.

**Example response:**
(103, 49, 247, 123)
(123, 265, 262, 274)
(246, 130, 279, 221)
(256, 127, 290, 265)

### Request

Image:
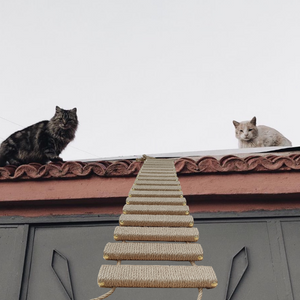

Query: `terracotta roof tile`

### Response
(1, 154, 300, 181)
(175, 154, 300, 173)
(0, 160, 142, 180)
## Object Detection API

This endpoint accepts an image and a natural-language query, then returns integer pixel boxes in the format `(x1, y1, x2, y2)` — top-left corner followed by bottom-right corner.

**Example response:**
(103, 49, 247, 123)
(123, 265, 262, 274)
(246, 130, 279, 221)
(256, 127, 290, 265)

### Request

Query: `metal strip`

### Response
(51, 249, 75, 300)
(224, 246, 249, 300)
(267, 220, 294, 300)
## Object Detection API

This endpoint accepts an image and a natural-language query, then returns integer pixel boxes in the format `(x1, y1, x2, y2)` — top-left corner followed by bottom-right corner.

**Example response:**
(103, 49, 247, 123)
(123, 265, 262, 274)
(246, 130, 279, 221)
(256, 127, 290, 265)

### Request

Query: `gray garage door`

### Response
(0, 217, 298, 300)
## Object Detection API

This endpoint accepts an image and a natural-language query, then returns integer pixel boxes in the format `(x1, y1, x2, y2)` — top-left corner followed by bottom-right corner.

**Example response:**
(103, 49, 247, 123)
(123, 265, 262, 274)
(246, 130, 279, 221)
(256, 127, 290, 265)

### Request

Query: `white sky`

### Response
(1, 1, 299, 161)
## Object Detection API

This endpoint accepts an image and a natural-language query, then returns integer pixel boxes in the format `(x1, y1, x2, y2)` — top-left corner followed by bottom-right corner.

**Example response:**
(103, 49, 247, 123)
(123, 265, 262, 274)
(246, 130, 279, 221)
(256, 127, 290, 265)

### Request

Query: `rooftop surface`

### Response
(1, 146, 300, 181)
(82, 146, 299, 162)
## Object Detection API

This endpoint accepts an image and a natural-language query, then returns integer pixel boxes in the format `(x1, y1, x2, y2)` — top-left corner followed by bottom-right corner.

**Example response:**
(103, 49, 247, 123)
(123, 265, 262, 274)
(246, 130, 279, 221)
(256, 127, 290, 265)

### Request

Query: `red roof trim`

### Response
(0, 160, 143, 180)
(0, 154, 300, 181)
(176, 154, 300, 173)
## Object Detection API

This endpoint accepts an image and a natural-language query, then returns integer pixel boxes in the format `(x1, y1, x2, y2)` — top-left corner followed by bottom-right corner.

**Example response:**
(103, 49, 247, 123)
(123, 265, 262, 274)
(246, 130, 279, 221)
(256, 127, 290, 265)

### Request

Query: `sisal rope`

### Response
(137, 173, 177, 178)
(122, 204, 189, 215)
(119, 214, 193, 227)
(134, 180, 180, 186)
(97, 265, 217, 288)
(91, 158, 217, 300)
(126, 196, 186, 206)
(90, 288, 116, 300)
(103, 242, 203, 261)
(197, 288, 203, 300)
(132, 184, 181, 191)
(113, 226, 199, 242)
(129, 189, 183, 197)
(90, 261, 121, 300)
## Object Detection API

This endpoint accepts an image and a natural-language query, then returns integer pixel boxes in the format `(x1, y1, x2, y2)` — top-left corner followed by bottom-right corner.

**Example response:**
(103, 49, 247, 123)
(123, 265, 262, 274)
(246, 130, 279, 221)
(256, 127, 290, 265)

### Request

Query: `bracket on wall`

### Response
(51, 249, 75, 300)
(224, 246, 249, 300)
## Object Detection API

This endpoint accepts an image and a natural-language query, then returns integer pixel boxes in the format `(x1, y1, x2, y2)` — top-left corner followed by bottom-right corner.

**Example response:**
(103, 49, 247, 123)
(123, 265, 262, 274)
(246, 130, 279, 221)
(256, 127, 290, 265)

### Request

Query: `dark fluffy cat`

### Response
(0, 106, 78, 166)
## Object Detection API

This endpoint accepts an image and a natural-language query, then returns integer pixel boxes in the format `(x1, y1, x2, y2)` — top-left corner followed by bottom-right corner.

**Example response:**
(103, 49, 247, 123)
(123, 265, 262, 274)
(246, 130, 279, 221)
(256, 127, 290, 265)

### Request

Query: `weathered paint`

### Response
(0, 176, 135, 203)
(1, 172, 300, 217)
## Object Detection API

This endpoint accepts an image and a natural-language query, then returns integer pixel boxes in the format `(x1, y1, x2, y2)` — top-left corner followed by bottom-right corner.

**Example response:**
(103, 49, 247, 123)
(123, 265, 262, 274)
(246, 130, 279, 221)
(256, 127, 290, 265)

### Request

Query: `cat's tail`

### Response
(0, 144, 8, 167)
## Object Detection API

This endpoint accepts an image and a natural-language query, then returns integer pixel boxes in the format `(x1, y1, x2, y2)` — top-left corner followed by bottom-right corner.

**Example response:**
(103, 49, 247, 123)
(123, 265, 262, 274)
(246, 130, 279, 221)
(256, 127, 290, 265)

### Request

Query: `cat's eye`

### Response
(249, 129, 252, 131)
(240, 130, 243, 132)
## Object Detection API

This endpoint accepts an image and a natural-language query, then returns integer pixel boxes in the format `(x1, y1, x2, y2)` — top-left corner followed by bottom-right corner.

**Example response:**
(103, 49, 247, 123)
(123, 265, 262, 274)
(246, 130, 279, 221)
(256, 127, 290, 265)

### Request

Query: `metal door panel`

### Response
(0, 225, 27, 300)
(23, 221, 284, 300)
(281, 221, 300, 300)
(25, 225, 115, 300)
(195, 221, 278, 300)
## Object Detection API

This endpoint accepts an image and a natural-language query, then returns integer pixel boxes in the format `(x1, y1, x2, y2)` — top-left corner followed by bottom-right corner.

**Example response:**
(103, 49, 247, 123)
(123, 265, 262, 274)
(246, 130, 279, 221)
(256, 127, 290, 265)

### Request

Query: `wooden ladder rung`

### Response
(143, 161, 174, 165)
(114, 226, 199, 242)
(119, 214, 193, 227)
(132, 185, 181, 191)
(142, 164, 175, 169)
(134, 180, 180, 186)
(103, 242, 203, 261)
(140, 169, 176, 174)
(123, 204, 189, 215)
(97, 265, 218, 288)
(137, 172, 178, 178)
(136, 176, 178, 181)
(126, 197, 187, 206)
(129, 190, 183, 198)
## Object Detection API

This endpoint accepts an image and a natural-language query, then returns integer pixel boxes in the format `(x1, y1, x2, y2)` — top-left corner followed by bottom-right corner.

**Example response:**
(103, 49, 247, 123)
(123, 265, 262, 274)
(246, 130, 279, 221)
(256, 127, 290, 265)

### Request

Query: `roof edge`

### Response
(1, 152, 300, 181)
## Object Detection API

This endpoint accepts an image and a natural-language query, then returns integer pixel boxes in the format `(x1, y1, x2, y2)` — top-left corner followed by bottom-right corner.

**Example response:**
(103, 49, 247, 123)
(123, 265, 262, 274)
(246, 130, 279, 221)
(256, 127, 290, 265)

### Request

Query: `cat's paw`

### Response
(50, 156, 64, 162)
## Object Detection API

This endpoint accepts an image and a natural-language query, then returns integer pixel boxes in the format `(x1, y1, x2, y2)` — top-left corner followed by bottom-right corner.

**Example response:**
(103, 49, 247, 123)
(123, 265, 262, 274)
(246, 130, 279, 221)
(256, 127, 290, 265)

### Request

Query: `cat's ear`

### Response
(250, 116, 256, 126)
(233, 120, 240, 128)
(55, 106, 61, 113)
(71, 108, 77, 114)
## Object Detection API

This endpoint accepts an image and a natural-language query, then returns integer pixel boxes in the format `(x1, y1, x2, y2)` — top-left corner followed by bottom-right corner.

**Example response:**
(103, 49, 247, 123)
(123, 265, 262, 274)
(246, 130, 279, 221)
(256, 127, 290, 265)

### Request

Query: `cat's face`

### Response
(233, 117, 258, 142)
(52, 106, 78, 130)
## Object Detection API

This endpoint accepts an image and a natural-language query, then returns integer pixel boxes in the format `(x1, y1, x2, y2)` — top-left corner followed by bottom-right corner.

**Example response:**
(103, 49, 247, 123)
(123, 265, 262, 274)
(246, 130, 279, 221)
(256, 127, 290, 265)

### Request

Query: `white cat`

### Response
(233, 117, 292, 148)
